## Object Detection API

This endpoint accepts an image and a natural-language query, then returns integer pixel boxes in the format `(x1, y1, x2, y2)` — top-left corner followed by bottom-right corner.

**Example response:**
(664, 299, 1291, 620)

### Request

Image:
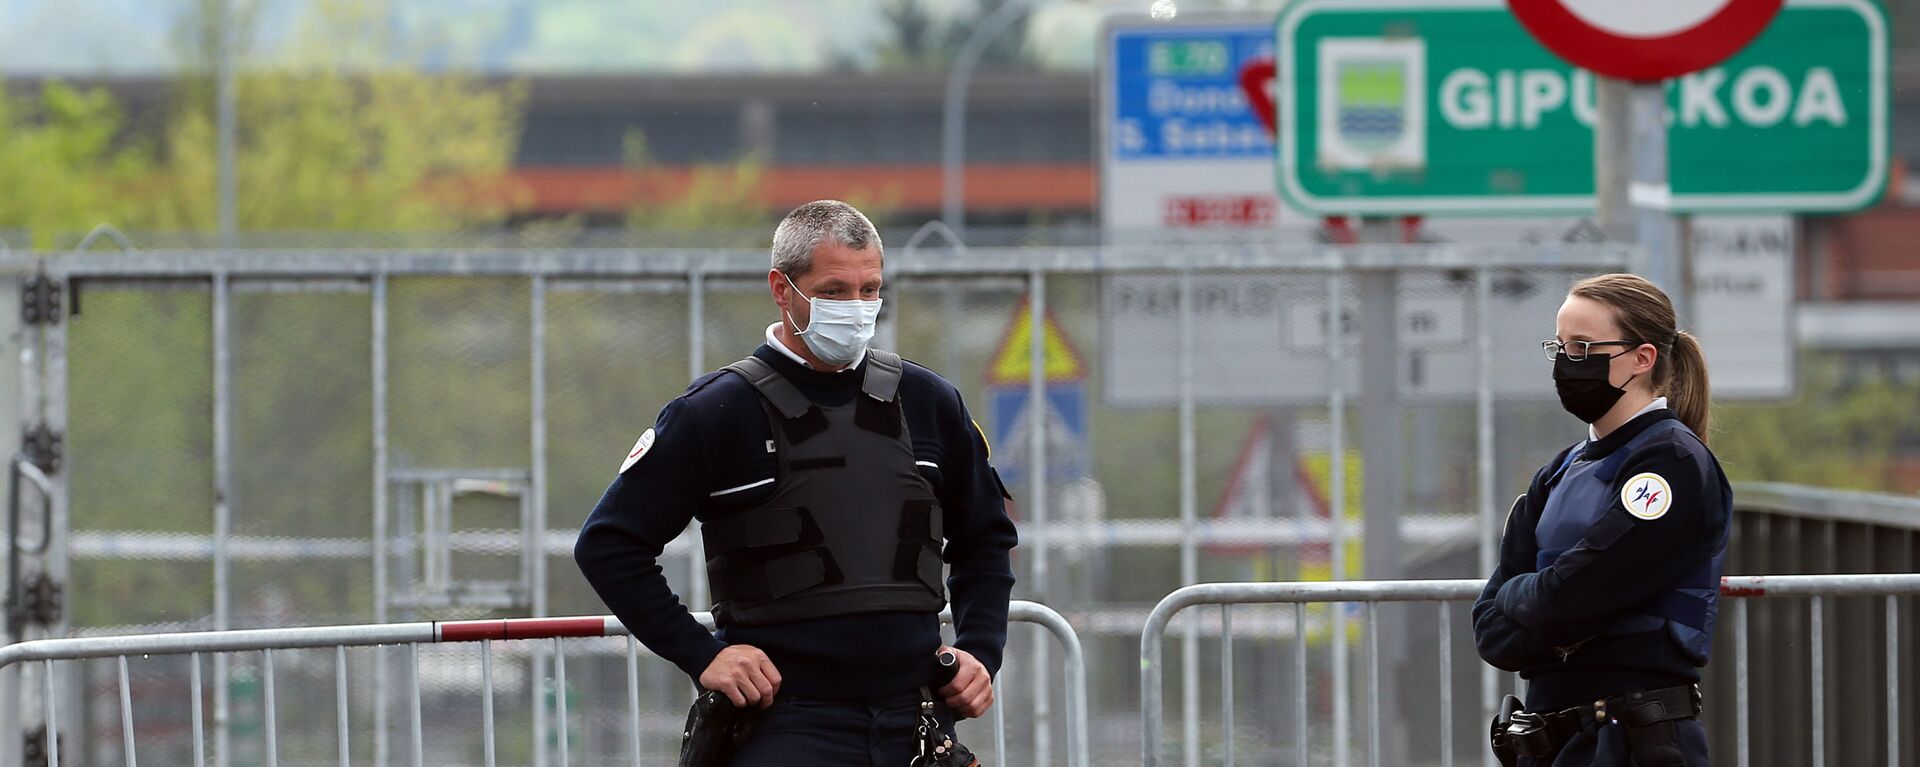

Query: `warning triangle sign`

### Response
(985, 299, 1087, 386)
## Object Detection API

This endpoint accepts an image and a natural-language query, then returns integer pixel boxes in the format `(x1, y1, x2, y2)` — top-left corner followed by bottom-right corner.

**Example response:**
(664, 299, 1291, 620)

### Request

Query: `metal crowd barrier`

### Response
(1139, 574, 1920, 767)
(0, 600, 1087, 767)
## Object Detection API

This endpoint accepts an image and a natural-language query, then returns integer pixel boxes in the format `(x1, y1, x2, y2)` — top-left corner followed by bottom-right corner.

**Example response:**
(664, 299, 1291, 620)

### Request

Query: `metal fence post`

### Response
(483, 640, 498, 767)
(1885, 595, 1899, 767)
(531, 272, 552, 767)
(1328, 259, 1352, 767)
(1440, 602, 1454, 767)
(192, 653, 207, 767)
(264, 649, 280, 767)
(372, 271, 392, 767)
(554, 638, 570, 767)
(40, 661, 56, 767)
(1028, 267, 1053, 766)
(336, 645, 350, 767)
(1736, 597, 1751, 767)
(1367, 602, 1381, 767)
(1222, 604, 1235, 767)
(408, 644, 424, 767)
(1474, 265, 1501, 767)
(213, 270, 234, 767)
(119, 655, 137, 767)
(1812, 595, 1825, 767)
(624, 636, 640, 767)
(1296, 602, 1309, 767)
(44, 262, 70, 767)
(687, 268, 709, 610)
(1177, 265, 1200, 767)
(1474, 265, 1496, 579)
(0, 257, 24, 767)
(531, 272, 549, 621)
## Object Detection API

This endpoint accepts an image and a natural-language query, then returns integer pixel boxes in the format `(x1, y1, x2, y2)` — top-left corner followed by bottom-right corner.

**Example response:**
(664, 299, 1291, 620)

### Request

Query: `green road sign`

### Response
(1277, 0, 1887, 215)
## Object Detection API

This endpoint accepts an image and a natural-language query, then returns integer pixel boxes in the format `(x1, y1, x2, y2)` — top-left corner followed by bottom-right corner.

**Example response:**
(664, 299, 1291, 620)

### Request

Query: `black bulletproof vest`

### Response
(701, 349, 947, 628)
(1534, 418, 1723, 665)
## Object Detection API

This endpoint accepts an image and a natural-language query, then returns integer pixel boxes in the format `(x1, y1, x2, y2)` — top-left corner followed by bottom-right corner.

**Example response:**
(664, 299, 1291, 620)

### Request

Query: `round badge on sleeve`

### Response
(1621, 472, 1674, 520)
(618, 428, 657, 474)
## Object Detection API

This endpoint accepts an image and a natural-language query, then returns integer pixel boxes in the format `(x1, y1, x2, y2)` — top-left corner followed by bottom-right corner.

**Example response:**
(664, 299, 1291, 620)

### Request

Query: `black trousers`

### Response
(728, 692, 959, 767)
(1521, 718, 1709, 767)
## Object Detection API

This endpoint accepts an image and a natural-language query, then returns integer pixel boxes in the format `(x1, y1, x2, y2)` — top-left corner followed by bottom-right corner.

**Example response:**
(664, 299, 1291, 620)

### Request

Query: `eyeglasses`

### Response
(1541, 339, 1642, 361)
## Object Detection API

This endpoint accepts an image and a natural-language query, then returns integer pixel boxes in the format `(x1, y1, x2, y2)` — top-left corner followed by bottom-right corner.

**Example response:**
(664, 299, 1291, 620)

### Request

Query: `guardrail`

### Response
(1140, 574, 1920, 767)
(0, 600, 1087, 767)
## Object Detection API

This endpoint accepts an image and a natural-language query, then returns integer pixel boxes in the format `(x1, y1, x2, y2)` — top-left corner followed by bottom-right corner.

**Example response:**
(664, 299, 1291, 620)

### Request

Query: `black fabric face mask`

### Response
(1553, 352, 1633, 424)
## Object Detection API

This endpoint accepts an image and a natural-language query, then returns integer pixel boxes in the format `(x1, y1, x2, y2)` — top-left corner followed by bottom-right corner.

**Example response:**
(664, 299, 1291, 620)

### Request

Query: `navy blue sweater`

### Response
(1472, 409, 1730, 712)
(573, 343, 1018, 700)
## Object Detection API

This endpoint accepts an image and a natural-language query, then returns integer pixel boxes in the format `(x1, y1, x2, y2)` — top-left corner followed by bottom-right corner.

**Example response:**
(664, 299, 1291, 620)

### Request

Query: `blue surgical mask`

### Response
(783, 272, 881, 366)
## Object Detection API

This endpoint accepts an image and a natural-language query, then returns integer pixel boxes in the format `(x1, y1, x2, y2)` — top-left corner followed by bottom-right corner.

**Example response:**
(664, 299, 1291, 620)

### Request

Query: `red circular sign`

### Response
(1507, 0, 1784, 82)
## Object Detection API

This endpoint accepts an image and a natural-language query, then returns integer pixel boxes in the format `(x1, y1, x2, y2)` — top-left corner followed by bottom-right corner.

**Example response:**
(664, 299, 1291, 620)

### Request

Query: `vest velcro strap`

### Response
(862, 349, 904, 402)
(704, 508, 808, 554)
(781, 408, 829, 445)
(724, 357, 814, 419)
(894, 499, 944, 591)
(854, 396, 903, 438)
(760, 550, 832, 599)
(897, 499, 942, 541)
(892, 543, 944, 592)
(713, 549, 832, 602)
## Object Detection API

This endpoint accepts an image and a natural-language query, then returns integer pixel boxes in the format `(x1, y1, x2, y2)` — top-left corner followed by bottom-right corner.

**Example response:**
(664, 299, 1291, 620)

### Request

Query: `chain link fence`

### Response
(7, 241, 1634, 765)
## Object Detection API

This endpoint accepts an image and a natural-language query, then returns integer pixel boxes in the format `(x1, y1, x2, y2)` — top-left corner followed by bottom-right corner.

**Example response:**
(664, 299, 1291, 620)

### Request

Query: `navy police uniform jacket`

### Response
(573, 341, 1019, 700)
(1473, 407, 1732, 713)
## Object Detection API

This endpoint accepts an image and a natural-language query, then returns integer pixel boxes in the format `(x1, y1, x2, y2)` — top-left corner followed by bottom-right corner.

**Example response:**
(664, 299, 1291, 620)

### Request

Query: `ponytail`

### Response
(1569, 273, 1713, 443)
(1667, 330, 1712, 443)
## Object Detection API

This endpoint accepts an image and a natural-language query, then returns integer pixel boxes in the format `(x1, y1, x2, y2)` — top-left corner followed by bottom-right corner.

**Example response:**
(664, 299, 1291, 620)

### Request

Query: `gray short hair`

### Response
(770, 200, 883, 277)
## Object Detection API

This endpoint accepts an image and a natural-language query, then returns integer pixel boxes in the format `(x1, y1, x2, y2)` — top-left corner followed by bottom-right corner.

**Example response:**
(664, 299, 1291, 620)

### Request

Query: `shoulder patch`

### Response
(618, 428, 657, 475)
(1621, 472, 1673, 520)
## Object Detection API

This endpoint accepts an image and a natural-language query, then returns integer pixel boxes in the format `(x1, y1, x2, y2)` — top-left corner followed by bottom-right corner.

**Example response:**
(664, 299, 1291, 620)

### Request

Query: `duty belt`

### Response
(1500, 684, 1702, 759)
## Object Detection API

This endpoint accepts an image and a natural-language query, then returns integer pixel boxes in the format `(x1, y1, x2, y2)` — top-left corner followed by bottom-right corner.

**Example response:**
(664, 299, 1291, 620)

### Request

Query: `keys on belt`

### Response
(911, 651, 980, 767)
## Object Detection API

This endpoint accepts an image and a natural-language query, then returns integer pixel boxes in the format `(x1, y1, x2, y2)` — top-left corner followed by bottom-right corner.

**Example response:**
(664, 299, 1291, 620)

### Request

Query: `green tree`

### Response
(0, 0, 528, 245)
(623, 130, 771, 239)
(1714, 354, 1920, 492)
(621, 130, 905, 243)
(0, 83, 158, 247)
(151, 69, 527, 232)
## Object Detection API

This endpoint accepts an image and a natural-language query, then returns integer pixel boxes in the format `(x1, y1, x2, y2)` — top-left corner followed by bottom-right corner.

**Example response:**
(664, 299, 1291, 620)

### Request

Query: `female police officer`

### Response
(1474, 274, 1731, 767)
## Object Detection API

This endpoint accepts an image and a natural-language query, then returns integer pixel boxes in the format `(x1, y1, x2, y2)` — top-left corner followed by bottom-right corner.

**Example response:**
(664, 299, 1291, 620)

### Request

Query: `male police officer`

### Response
(575, 200, 1018, 765)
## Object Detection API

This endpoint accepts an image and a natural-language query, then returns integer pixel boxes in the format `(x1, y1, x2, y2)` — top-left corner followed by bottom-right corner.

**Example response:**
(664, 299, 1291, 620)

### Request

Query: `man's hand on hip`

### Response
(936, 646, 994, 719)
(700, 645, 781, 709)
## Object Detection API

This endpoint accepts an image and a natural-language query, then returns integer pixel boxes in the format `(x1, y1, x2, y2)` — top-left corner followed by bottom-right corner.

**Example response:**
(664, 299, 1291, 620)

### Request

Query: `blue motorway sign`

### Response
(1109, 23, 1276, 160)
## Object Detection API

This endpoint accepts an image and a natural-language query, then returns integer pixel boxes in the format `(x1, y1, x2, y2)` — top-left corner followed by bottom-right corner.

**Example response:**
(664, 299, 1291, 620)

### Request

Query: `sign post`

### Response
(1627, 80, 1686, 315)
(1508, 0, 1787, 315)
(986, 299, 1090, 488)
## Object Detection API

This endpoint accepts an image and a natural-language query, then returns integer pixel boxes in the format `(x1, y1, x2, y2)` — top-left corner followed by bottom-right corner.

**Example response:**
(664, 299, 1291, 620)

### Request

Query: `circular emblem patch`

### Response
(1621, 472, 1673, 520)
